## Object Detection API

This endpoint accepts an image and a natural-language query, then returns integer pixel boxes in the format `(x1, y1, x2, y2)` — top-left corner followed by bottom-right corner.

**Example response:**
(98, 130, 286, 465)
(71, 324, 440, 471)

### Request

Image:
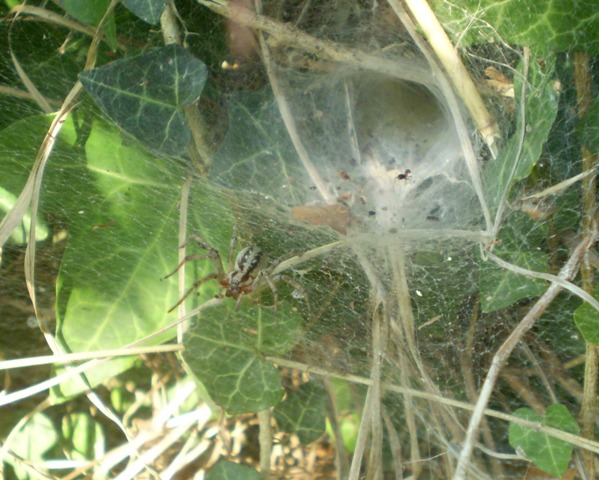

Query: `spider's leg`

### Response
(168, 273, 219, 313)
(163, 254, 215, 279)
(234, 292, 245, 311)
(187, 234, 214, 251)
(227, 226, 238, 272)
(188, 234, 226, 279)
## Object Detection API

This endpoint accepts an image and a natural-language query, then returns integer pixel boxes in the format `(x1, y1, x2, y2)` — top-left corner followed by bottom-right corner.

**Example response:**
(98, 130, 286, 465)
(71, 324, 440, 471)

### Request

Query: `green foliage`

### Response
(480, 250, 548, 313)
(1, 0, 597, 477)
(206, 460, 262, 480)
(80, 45, 208, 156)
(210, 89, 306, 205)
(574, 285, 599, 344)
(509, 404, 579, 478)
(0, 114, 81, 247)
(479, 212, 550, 313)
(183, 300, 304, 414)
(122, 0, 167, 25)
(53, 120, 185, 397)
(431, 0, 599, 54)
(5, 413, 58, 480)
(274, 382, 327, 444)
(484, 54, 558, 213)
(63, 0, 117, 50)
(61, 413, 105, 461)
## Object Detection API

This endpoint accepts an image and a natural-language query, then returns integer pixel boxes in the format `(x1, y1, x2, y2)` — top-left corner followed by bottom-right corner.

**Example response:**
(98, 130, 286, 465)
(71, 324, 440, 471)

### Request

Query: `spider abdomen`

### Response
(225, 245, 264, 298)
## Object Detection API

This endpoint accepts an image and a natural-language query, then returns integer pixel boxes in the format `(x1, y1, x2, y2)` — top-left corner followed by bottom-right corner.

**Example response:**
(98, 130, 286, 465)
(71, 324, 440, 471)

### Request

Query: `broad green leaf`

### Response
(7, 412, 58, 480)
(274, 382, 327, 445)
(54, 120, 187, 397)
(509, 404, 579, 478)
(63, 0, 117, 50)
(206, 460, 262, 480)
(210, 89, 306, 204)
(485, 54, 558, 213)
(573, 285, 599, 344)
(61, 413, 105, 461)
(183, 300, 304, 414)
(431, 0, 599, 54)
(79, 45, 207, 156)
(122, 0, 167, 25)
(110, 385, 136, 414)
(480, 249, 548, 313)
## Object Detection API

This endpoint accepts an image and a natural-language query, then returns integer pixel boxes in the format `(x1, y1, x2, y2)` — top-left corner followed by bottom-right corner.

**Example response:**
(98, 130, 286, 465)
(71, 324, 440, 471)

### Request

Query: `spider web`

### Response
(0, 0, 597, 479)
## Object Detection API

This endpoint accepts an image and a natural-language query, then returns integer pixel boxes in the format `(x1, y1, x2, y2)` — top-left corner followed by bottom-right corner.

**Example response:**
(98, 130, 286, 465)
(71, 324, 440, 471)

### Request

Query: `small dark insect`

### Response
(426, 215, 439, 221)
(397, 169, 412, 181)
(368, 210, 376, 216)
(338, 170, 351, 181)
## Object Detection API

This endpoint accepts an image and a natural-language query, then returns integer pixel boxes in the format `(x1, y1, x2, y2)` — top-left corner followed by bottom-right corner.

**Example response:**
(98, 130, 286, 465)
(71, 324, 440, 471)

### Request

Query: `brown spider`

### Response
(166, 233, 280, 314)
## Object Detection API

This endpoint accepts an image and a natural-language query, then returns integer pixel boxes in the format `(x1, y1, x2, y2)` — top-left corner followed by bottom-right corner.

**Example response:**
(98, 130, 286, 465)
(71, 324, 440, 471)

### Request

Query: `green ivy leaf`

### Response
(79, 45, 207, 156)
(63, 0, 117, 50)
(61, 413, 105, 461)
(210, 89, 306, 205)
(54, 121, 187, 397)
(509, 404, 579, 478)
(206, 460, 262, 480)
(183, 300, 304, 414)
(431, 0, 599, 54)
(274, 382, 327, 445)
(480, 249, 548, 313)
(485, 54, 558, 213)
(6, 413, 58, 480)
(122, 0, 167, 25)
(573, 286, 599, 344)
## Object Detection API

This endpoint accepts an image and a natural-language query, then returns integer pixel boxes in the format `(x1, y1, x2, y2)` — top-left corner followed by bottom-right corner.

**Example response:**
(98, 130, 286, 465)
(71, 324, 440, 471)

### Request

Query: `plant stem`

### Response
(574, 49, 597, 480)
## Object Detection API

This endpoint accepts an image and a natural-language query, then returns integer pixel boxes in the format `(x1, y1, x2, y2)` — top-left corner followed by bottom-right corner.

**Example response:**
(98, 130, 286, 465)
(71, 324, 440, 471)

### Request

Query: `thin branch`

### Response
(268, 357, 599, 455)
(574, 49, 598, 480)
(197, 0, 433, 85)
(453, 232, 596, 480)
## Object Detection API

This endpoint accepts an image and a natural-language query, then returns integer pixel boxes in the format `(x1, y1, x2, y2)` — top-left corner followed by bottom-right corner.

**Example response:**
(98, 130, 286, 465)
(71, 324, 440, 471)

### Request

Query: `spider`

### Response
(166, 232, 280, 315)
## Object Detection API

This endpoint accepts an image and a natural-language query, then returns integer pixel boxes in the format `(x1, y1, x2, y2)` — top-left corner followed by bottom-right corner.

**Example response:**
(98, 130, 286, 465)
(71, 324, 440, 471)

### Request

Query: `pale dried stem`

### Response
(258, 409, 272, 478)
(400, 0, 499, 158)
